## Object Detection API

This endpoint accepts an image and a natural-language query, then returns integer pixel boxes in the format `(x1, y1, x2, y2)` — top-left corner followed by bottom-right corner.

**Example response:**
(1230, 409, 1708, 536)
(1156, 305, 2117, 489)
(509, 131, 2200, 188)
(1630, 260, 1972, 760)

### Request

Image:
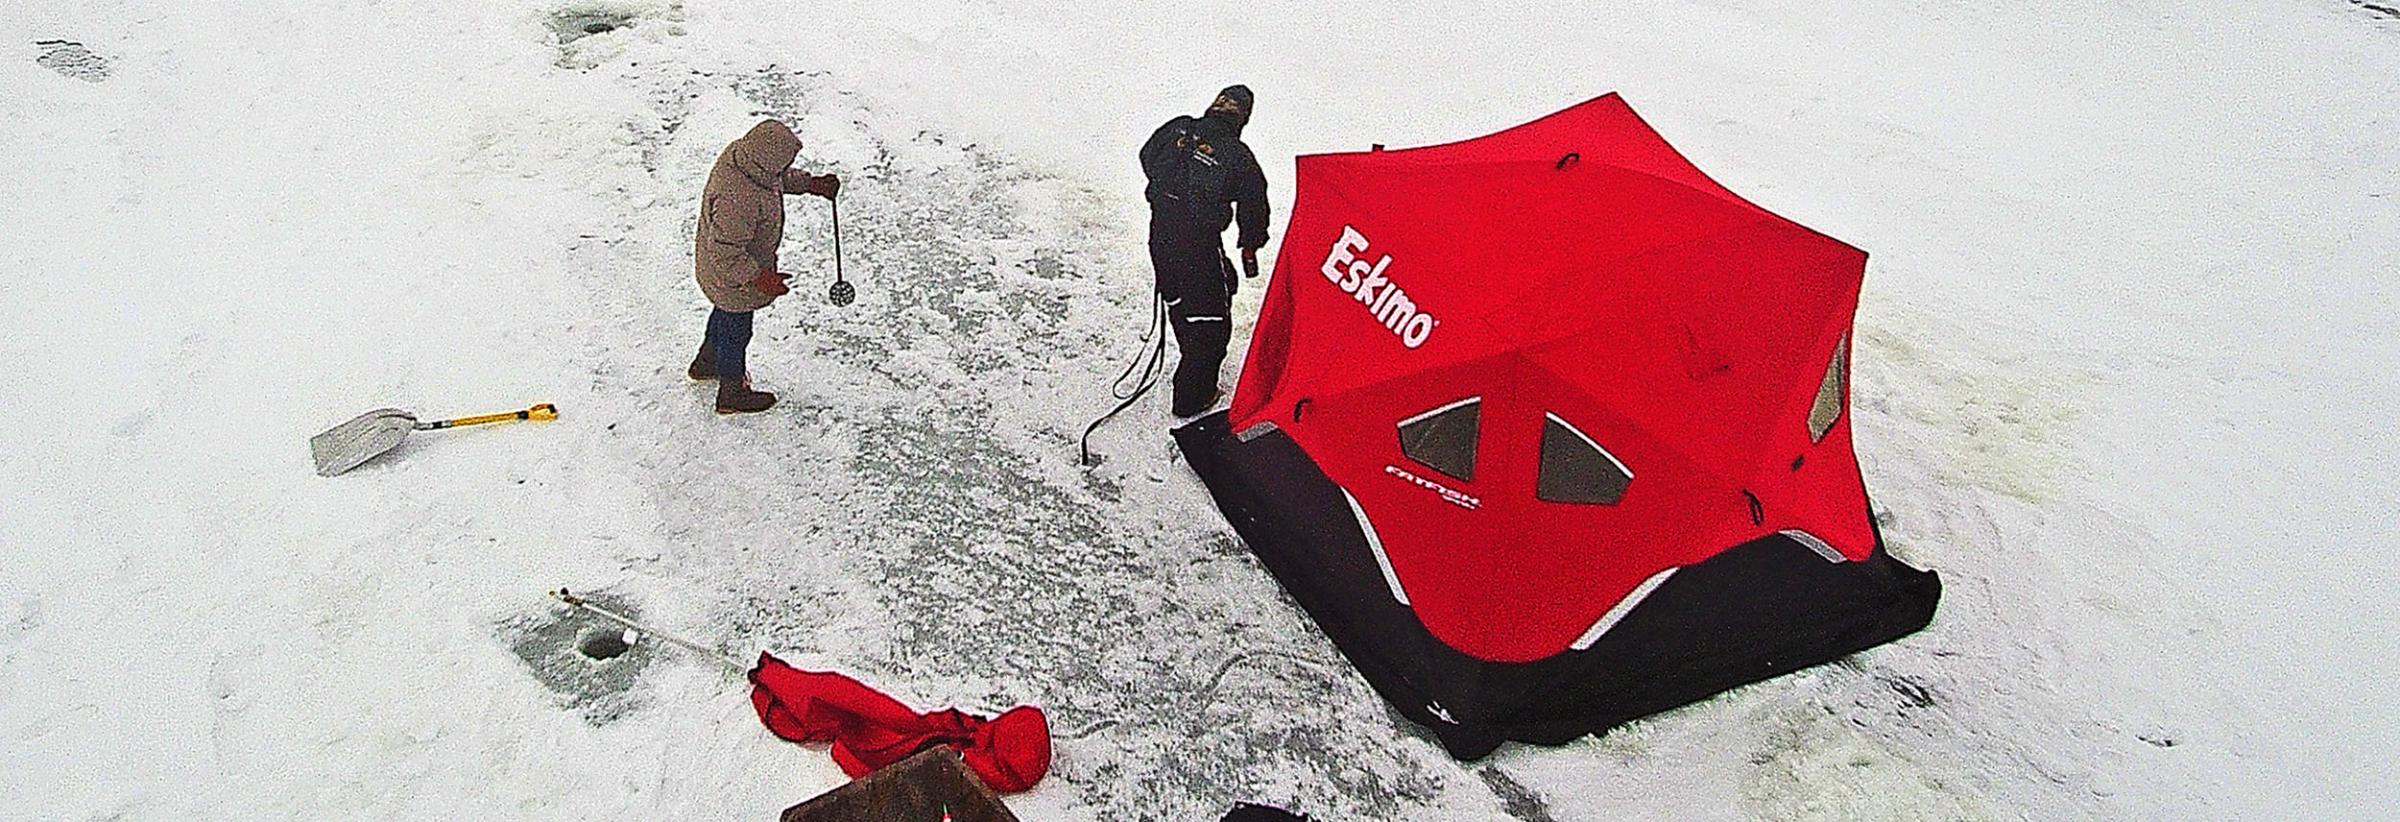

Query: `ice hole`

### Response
(503, 591, 651, 723)
(577, 628, 631, 660)
(551, 12, 632, 44)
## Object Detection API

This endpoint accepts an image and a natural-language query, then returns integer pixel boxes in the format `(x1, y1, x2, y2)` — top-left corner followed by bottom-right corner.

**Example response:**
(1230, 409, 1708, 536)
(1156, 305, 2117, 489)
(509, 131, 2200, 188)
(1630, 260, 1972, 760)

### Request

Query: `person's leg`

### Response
(691, 309, 721, 380)
(1162, 245, 1232, 417)
(708, 308, 752, 383)
(710, 308, 774, 413)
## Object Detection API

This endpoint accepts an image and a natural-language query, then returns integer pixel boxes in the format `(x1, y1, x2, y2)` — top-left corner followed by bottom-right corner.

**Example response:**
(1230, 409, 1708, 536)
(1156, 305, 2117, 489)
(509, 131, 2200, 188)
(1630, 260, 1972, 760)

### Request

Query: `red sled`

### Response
(1174, 94, 1939, 759)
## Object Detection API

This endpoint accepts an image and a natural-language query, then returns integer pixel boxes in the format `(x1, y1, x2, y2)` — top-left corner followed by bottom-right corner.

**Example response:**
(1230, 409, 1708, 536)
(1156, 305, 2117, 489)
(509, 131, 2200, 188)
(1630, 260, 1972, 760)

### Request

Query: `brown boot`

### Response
(715, 375, 776, 414)
(687, 347, 718, 381)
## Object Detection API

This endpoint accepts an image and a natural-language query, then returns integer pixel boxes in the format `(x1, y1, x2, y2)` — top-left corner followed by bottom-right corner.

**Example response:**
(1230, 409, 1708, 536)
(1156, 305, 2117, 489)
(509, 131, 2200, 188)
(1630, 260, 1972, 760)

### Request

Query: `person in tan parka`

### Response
(691, 119, 840, 414)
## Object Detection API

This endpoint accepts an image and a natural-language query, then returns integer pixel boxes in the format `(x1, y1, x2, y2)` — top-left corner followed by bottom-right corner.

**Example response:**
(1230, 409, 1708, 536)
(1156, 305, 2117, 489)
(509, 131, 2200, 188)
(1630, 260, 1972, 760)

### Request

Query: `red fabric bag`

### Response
(748, 652, 1051, 793)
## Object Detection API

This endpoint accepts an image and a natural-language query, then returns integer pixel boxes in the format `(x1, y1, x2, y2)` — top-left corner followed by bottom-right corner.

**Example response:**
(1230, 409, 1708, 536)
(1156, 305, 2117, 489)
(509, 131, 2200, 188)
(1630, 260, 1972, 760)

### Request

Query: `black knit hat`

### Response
(1209, 84, 1254, 125)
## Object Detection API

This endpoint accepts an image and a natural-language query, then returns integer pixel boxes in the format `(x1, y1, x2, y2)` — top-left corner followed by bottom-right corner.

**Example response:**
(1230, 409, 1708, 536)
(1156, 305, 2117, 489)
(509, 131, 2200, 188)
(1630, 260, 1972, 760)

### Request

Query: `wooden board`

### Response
(780, 748, 1020, 822)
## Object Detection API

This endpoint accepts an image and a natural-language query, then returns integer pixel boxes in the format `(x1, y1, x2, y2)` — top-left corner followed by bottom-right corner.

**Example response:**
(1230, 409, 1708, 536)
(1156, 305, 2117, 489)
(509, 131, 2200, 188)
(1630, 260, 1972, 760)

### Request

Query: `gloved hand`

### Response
(805, 173, 841, 200)
(750, 268, 792, 297)
(1240, 247, 1261, 279)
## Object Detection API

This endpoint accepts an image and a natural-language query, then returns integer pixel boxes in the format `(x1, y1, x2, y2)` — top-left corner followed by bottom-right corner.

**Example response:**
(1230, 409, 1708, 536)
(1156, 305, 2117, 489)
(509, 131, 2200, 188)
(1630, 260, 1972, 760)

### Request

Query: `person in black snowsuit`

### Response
(1140, 85, 1270, 417)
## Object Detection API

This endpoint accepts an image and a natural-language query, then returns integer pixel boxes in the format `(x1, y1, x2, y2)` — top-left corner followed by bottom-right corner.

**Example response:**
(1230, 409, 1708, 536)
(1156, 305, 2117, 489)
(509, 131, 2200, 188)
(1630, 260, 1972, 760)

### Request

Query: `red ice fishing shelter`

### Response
(1173, 94, 1938, 759)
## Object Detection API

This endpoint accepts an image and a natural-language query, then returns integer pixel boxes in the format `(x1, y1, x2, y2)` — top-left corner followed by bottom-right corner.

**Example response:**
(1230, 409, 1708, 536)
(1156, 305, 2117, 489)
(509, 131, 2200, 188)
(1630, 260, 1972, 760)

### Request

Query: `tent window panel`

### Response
(1808, 335, 1849, 443)
(1537, 413, 1631, 505)
(1397, 397, 1480, 482)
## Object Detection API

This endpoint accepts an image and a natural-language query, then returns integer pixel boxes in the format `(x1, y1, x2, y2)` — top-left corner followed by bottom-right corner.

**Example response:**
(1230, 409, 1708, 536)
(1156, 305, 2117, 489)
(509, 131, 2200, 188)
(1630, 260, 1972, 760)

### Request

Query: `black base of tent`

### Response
(1173, 411, 1940, 760)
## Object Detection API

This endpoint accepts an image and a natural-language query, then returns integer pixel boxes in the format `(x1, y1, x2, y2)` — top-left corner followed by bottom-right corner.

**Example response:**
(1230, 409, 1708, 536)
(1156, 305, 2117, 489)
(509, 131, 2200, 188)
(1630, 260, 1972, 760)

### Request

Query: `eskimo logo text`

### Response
(1322, 226, 1436, 349)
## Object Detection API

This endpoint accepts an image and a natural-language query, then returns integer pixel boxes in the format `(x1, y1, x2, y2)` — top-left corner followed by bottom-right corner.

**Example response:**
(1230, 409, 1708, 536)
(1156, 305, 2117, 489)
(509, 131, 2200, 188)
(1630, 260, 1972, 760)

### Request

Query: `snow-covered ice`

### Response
(3, 1, 2395, 819)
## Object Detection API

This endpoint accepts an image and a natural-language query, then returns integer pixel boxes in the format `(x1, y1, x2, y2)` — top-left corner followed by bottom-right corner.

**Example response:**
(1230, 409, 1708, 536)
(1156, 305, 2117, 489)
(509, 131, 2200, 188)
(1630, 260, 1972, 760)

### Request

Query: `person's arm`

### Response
(704, 197, 761, 276)
(705, 196, 785, 291)
(781, 169, 840, 199)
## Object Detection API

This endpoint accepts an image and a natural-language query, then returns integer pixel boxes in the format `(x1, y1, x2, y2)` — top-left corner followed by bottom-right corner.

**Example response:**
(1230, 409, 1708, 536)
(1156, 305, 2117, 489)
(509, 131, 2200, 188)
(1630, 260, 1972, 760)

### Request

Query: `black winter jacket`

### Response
(1140, 112, 1270, 250)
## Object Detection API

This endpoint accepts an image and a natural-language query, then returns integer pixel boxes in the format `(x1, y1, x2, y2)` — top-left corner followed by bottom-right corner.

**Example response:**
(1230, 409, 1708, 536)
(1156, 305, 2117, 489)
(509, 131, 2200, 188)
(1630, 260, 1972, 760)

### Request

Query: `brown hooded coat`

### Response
(695, 120, 818, 312)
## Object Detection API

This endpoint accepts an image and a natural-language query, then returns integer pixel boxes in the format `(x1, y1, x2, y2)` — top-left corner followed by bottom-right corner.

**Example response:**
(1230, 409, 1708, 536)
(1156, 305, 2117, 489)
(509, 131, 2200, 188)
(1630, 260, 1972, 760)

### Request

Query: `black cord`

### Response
(1081, 293, 1169, 465)
(1108, 292, 1166, 401)
(1049, 648, 1330, 741)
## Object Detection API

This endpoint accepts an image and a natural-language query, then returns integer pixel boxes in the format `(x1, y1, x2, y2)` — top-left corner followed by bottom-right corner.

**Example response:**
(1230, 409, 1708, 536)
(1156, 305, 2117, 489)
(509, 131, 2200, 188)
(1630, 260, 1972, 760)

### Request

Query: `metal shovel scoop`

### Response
(311, 403, 557, 477)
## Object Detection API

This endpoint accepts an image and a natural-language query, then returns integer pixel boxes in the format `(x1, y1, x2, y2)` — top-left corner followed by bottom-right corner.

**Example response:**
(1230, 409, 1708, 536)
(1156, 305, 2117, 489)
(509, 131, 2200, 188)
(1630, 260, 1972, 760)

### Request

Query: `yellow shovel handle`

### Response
(421, 403, 558, 430)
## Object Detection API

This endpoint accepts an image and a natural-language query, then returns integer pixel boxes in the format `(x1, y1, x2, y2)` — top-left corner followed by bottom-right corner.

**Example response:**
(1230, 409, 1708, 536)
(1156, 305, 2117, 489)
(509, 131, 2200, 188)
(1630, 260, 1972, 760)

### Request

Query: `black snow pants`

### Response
(1148, 210, 1234, 417)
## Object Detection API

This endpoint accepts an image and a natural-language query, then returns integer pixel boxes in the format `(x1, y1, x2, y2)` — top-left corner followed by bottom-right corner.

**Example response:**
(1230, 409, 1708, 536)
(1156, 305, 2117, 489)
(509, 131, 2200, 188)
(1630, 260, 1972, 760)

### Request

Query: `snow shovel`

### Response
(311, 403, 557, 477)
